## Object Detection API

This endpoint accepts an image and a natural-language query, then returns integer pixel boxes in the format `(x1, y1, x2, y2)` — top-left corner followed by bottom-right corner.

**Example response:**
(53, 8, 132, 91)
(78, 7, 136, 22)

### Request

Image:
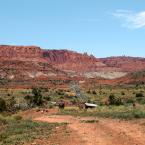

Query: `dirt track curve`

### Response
(34, 115, 145, 145)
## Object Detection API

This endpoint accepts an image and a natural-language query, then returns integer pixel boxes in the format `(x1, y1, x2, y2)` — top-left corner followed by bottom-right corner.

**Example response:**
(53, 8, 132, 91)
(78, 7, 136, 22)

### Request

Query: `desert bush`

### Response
(6, 97, 16, 112)
(0, 115, 8, 125)
(44, 96, 51, 101)
(71, 98, 78, 105)
(125, 98, 134, 104)
(121, 92, 125, 95)
(57, 89, 64, 95)
(108, 94, 123, 105)
(47, 102, 54, 109)
(136, 92, 144, 98)
(92, 90, 97, 94)
(24, 95, 33, 106)
(57, 91, 64, 95)
(108, 94, 116, 105)
(32, 88, 42, 97)
(0, 98, 7, 112)
(13, 115, 22, 121)
(86, 90, 91, 94)
(136, 97, 145, 104)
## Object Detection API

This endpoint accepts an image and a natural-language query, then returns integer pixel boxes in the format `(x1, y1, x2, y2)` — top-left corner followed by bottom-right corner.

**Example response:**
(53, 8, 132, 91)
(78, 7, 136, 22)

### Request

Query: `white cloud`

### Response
(112, 10, 145, 29)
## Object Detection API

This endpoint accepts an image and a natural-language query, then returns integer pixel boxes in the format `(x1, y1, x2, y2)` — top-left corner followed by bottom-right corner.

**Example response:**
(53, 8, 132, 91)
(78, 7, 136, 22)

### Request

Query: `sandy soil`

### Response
(33, 114, 145, 145)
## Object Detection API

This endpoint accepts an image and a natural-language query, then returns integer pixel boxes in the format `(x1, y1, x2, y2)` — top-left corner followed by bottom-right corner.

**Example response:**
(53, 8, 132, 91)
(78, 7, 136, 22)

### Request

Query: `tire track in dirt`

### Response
(34, 115, 145, 145)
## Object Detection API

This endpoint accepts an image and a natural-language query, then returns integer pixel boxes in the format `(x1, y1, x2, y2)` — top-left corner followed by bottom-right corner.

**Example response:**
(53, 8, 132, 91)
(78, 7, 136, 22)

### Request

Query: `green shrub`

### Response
(108, 94, 123, 105)
(57, 91, 64, 95)
(86, 90, 91, 94)
(25, 88, 44, 107)
(92, 90, 97, 94)
(125, 98, 134, 104)
(47, 102, 54, 109)
(6, 97, 16, 112)
(108, 94, 115, 105)
(136, 93, 144, 98)
(44, 96, 51, 101)
(32, 88, 42, 97)
(24, 95, 32, 106)
(136, 97, 145, 104)
(0, 98, 7, 112)
(71, 98, 78, 105)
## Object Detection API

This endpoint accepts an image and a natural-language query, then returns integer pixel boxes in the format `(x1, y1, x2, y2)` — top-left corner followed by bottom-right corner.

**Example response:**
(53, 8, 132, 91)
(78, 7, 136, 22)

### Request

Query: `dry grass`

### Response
(0, 114, 60, 145)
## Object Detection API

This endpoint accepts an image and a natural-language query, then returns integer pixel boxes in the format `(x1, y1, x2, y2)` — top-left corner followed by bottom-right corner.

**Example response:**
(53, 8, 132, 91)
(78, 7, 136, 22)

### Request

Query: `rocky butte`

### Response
(0, 45, 145, 87)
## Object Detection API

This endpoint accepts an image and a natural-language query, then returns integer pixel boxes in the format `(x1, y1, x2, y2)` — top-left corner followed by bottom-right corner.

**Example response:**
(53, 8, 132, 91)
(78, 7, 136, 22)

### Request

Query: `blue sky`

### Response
(0, 0, 145, 57)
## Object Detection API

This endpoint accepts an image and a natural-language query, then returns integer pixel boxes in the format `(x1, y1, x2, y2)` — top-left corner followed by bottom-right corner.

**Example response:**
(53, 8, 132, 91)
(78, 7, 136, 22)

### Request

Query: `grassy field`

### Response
(0, 88, 70, 105)
(0, 84, 145, 107)
(1, 84, 145, 120)
(82, 84, 145, 105)
(0, 114, 60, 145)
(1, 85, 145, 145)
(59, 105, 145, 120)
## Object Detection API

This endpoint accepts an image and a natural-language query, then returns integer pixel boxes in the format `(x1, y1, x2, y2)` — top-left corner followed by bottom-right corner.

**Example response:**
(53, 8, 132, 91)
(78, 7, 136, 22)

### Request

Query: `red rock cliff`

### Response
(43, 49, 106, 72)
(0, 45, 43, 61)
(0, 45, 145, 74)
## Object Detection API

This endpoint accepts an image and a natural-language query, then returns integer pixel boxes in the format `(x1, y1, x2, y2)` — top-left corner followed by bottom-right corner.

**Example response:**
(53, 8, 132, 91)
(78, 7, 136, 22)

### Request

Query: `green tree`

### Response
(108, 94, 116, 105)
(25, 88, 44, 107)
(32, 88, 43, 106)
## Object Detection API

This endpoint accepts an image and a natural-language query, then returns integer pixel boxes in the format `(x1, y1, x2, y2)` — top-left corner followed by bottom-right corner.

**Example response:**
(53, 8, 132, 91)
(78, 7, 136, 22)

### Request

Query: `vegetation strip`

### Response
(59, 106, 145, 120)
(0, 114, 60, 145)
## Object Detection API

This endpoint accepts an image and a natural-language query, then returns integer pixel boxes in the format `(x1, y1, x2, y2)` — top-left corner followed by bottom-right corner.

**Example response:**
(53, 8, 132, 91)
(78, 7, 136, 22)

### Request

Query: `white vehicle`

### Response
(85, 103, 97, 109)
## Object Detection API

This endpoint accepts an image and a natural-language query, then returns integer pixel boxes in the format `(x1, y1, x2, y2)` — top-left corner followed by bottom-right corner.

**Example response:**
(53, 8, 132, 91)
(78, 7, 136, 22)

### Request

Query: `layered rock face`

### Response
(0, 45, 43, 61)
(0, 45, 66, 84)
(101, 57, 145, 72)
(0, 45, 145, 84)
(43, 50, 106, 72)
(42, 50, 145, 79)
(0, 60, 65, 80)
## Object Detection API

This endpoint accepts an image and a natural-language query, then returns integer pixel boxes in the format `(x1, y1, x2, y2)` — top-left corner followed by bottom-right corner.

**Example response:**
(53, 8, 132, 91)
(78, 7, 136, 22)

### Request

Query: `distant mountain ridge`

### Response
(0, 45, 145, 87)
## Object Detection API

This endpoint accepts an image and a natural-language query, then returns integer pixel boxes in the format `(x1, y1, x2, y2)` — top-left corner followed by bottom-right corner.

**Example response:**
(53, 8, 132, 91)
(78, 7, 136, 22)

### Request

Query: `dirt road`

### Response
(34, 115, 145, 145)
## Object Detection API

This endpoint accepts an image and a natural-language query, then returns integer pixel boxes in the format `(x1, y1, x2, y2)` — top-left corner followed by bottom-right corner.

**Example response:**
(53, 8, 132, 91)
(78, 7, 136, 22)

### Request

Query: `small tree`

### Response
(32, 88, 42, 97)
(25, 88, 44, 107)
(108, 94, 116, 105)
(32, 88, 43, 106)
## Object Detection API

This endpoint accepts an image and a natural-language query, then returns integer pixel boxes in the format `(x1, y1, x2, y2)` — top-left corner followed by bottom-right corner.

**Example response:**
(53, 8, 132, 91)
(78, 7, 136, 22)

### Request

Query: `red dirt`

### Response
(33, 115, 145, 145)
